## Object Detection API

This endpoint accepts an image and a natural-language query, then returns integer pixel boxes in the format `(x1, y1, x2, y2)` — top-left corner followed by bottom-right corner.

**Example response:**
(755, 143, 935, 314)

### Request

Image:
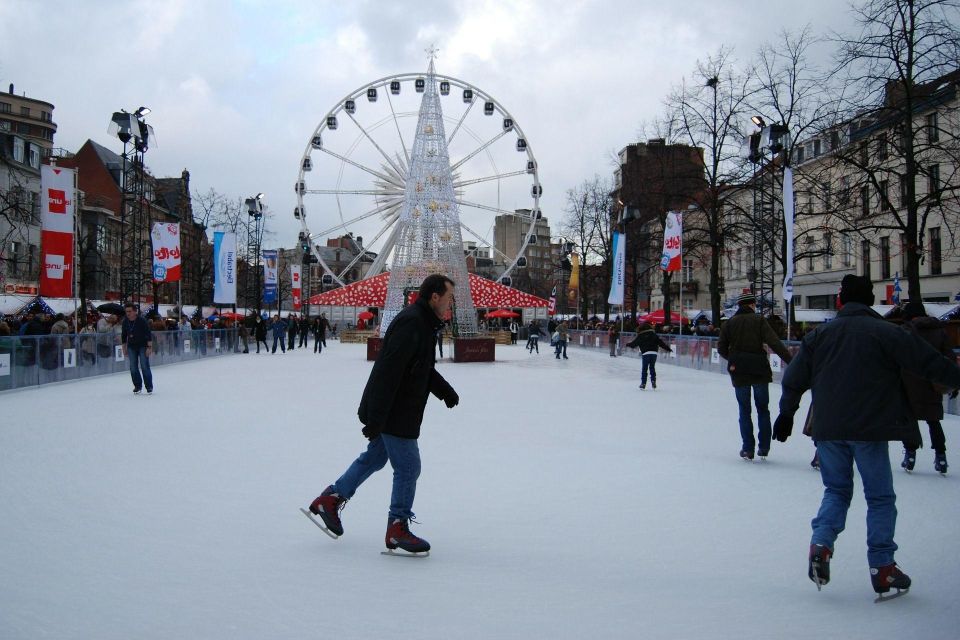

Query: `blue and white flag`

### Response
(262, 249, 278, 304)
(213, 231, 237, 304)
(607, 231, 625, 305)
(893, 272, 901, 305)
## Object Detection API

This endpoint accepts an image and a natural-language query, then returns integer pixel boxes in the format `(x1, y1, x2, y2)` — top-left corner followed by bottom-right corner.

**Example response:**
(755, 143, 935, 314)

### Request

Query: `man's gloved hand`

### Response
(773, 413, 794, 443)
(361, 424, 381, 441)
(444, 390, 459, 409)
(950, 389, 959, 399)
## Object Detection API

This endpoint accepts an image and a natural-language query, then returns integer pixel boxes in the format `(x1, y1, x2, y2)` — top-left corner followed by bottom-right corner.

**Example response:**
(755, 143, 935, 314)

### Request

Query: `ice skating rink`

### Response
(2, 341, 958, 639)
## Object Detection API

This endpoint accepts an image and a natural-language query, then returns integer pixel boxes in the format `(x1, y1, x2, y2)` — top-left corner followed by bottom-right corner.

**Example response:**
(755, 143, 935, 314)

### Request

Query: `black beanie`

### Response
(839, 275, 875, 306)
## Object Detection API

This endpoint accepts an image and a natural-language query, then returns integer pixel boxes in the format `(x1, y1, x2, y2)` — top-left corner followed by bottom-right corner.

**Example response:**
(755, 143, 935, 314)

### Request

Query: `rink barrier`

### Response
(0, 328, 242, 392)
(567, 330, 960, 417)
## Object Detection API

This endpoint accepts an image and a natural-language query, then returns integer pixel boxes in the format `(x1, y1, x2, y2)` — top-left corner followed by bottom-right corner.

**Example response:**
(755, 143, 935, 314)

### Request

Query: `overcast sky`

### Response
(1, 0, 858, 250)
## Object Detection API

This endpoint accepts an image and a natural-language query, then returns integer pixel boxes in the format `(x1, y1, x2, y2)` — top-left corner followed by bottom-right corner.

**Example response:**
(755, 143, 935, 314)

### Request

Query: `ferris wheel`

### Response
(294, 69, 542, 287)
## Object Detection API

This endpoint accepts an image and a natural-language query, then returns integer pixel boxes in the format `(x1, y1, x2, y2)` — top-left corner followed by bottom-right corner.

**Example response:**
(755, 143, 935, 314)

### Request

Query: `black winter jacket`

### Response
(357, 297, 456, 439)
(901, 316, 956, 421)
(625, 329, 671, 354)
(779, 303, 960, 442)
(121, 316, 153, 348)
(717, 307, 792, 387)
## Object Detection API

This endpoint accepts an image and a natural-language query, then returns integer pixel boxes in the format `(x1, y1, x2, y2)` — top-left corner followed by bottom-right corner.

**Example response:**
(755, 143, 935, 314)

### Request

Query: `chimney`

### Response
(356, 236, 363, 247)
(8, 83, 13, 95)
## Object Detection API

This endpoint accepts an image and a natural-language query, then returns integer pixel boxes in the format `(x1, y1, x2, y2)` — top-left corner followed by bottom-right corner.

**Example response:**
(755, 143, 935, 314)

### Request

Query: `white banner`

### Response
(607, 232, 625, 305)
(660, 211, 682, 272)
(151, 222, 181, 282)
(213, 231, 237, 304)
(782, 166, 795, 302)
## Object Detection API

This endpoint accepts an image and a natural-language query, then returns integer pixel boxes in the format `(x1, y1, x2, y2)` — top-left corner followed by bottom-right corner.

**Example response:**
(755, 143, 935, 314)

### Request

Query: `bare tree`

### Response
(561, 176, 615, 320)
(824, 0, 960, 300)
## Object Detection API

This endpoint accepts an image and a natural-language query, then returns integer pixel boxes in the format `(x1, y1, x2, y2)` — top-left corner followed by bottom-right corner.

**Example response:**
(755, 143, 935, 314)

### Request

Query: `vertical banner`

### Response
(567, 254, 580, 301)
(291, 264, 302, 310)
(660, 211, 682, 272)
(607, 231, 625, 305)
(39, 165, 76, 297)
(548, 285, 557, 316)
(213, 231, 237, 304)
(782, 166, 795, 302)
(151, 222, 181, 282)
(262, 250, 278, 304)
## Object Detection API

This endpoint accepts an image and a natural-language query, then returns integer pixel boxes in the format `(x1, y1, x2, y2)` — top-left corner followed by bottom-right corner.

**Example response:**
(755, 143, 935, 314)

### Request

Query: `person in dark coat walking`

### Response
(299, 316, 310, 348)
(717, 292, 792, 460)
(526, 320, 544, 353)
(308, 274, 460, 554)
(625, 321, 672, 389)
(270, 315, 287, 353)
(313, 314, 329, 354)
(898, 301, 956, 474)
(773, 275, 960, 597)
(287, 314, 298, 350)
(254, 316, 269, 353)
(121, 303, 154, 394)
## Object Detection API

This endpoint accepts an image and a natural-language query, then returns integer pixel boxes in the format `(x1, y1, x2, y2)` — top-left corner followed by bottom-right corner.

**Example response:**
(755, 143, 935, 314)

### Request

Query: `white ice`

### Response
(2, 341, 958, 639)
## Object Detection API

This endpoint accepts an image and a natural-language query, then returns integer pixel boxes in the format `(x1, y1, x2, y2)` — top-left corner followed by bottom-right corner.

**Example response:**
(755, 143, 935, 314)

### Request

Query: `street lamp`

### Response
(245, 193, 265, 313)
(109, 107, 154, 305)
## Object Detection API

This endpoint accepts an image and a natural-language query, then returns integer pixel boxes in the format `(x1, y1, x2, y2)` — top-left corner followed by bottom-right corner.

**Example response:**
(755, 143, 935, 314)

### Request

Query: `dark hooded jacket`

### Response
(717, 306, 792, 387)
(779, 302, 960, 442)
(357, 297, 456, 439)
(901, 316, 956, 421)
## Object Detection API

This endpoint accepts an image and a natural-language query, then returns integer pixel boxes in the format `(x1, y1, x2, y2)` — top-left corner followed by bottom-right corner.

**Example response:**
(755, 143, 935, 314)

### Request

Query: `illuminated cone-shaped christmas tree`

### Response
(380, 56, 477, 336)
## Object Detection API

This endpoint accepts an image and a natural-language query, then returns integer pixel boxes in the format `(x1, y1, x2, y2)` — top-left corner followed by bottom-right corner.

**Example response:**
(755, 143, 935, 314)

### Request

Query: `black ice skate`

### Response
(302, 486, 346, 538)
(901, 449, 916, 472)
(740, 449, 755, 461)
(871, 563, 911, 602)
(808, 544, 831, 591)
(934, 451, 948, 475)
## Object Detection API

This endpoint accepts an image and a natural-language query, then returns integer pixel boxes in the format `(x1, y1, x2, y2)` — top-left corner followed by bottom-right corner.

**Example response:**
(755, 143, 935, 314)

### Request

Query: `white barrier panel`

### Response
(215, 337, 221, 352)
(63, 348, 76, 368)
(770, 355, 782, 372)
(711, 348, 720, 364)
(579, 335, 584, 345)
(184, 339, 191, 353)
(115, 345, 125, 362)
(0, 353, 9, 376)
(595, 337, 600, 347)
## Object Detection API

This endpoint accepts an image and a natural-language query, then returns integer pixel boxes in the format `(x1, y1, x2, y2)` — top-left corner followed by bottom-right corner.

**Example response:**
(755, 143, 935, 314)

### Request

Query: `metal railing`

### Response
(0, 328, 242, 392)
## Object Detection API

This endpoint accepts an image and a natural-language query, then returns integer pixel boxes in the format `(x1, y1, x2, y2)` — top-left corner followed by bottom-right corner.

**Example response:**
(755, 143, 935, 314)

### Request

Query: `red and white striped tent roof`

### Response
(307, 272, 549, 309)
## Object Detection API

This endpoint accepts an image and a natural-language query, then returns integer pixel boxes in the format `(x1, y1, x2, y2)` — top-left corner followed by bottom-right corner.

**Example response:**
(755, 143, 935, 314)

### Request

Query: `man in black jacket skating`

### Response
(308, 274, 460, 554)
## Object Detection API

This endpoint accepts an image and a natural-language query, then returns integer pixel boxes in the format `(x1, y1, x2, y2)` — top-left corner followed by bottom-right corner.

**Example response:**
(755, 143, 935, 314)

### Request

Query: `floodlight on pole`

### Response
(751, 115, 766, 128)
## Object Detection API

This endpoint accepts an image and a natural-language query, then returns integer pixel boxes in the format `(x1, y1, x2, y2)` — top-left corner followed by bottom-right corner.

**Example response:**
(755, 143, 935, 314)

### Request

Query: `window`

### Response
(12, 136, 24, 163)
(842, 234, 853, 267)
(807, 295, 833, 310)
(682, 259, 693, 281)
(880, 236, 891, 279)
(930, 227, 942, 275)
(861, 240, 871, 278)
(859, 141, 869, 166)
(20, 106, 30, 117)
(824, 232, 833, 270)
(928, 164, 940, 201)
(8, 241, 21, 276)
(838, 177, 850, 207)
(877, 133, 888, 160)
(860, 185, 870, 218)
(830, 131, 840, 151)
(796, 146, 805, 164)
(41, 110, 49, 122)
(899, 176, 908, 205)
(735, 248, 742, 277)
(822, 182, 832, 211)
(28, 144, 40, 169)
(806, 236, 816, 272)
(927, 112, 939, 143)
(813, 139, 821, 157)
(16, 122, 29, 134)
(0, 101, 11, 113)
(900, 234, 909, 277)
(879, 180, 890, 211)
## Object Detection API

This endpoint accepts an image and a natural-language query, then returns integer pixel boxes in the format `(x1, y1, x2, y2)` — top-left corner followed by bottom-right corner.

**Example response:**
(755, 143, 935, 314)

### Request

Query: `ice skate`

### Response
(808, 544, 831, 591)
(934, 451, 948, 475)
(871, 563, 911, 602)
(740, 449, 754, 461)
(383, 517, 430, 557)
(901, 449, 916, 472)
(305, 485, 346, 537)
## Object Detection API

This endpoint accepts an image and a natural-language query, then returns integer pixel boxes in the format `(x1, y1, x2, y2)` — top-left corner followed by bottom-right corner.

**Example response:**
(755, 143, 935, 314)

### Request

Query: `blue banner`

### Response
(213, 231, 237, 304)
(262, 249, 278, 304)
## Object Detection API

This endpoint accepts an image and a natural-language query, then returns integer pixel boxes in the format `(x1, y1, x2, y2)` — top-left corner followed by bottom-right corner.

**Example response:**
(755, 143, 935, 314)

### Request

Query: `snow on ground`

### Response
(1, 340, 959, 639)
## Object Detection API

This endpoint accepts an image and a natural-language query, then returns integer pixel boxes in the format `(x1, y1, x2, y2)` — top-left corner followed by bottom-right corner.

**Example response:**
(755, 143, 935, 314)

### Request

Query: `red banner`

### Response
(39, 165, 76, 297)
(291, 265, 302, 310)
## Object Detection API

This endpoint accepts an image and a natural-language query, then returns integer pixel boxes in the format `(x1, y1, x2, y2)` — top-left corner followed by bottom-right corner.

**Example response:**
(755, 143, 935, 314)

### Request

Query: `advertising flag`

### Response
(660, 211, 682, 272)
(213, 231, 237, 304)
(262, 250, 278, 304)
(151, 222, 181, 282)
(39, 165, 76, 297)
(548, 285, 557, 315)
(782, 166, 795, 302)
(291, 264, 302, 310)
(607, 231, 625, 305)
(567, 253, 580, 300)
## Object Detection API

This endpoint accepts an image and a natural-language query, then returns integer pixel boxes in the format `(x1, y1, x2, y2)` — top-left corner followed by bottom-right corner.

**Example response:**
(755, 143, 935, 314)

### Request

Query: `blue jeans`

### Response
(127, 345, 153, 391)
(271, 335, 285, 353)
(812, 441, 897, 567)
(734, 384, 771, 453)
(332, 434, 421, 521)
(641, 353, 658, 384)
(555, 340, 567, 358)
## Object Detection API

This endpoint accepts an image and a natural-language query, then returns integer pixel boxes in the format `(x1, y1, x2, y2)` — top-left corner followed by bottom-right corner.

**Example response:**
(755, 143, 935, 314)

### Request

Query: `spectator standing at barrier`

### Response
(773, 275, 960, 598)
(608, 324, 620, 357)
(97, 313, 122, 360)
(717, 292, 792, 461)
(625, 321, 672, 389)
(121, 303, 154, 394)
(897, 301, 956, 475)
(79, 320, 97, 365)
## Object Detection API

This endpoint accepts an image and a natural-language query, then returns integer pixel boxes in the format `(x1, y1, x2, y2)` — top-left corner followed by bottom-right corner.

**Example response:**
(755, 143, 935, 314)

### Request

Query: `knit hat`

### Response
(736, 292, 757, 306)
(839, 274, 875, 306)
(901, 301, 927, 320)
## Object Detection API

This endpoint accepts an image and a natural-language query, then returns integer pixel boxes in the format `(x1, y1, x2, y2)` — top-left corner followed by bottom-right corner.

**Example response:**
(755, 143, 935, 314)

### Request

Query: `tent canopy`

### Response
(307, 272, 549, 309)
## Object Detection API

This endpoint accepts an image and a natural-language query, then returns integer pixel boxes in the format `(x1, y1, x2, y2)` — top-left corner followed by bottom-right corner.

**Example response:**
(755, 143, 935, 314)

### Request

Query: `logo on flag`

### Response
(548, 285, 557, 315)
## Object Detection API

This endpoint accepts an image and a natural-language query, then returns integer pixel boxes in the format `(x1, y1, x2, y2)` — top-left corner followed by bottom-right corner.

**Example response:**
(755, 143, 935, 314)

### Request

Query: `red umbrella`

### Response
(220, 312, 245, 320)
(639, 309, 690, 325)
(357, 311, 376, 321)
(486, 309, 520, 318)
